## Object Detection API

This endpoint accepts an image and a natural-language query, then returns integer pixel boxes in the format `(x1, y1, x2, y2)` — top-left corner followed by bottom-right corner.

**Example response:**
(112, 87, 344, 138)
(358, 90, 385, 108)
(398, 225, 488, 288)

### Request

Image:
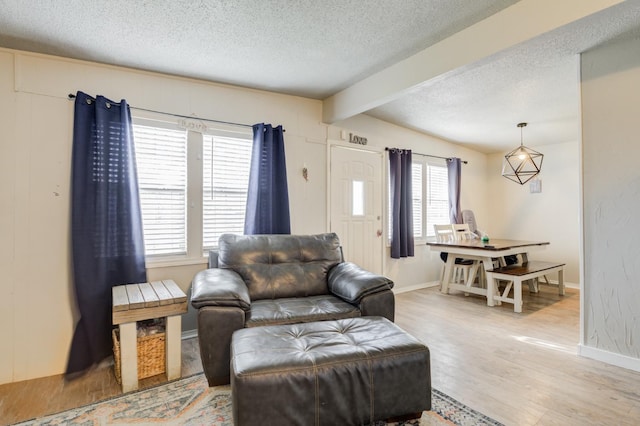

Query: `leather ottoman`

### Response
(230, 316, 431, 426)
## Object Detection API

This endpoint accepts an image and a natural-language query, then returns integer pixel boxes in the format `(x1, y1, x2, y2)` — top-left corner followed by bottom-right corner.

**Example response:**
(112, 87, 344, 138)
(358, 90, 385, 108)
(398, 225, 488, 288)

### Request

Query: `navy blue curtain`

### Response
(244, 123, 291, 234)
(66, 91, 147, 376)
(447, 157, 462, 224)
(389, 149, 414, 259)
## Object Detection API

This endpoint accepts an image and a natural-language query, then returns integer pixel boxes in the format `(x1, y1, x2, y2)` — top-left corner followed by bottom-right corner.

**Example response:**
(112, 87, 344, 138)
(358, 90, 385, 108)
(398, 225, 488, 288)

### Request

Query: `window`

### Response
(388, 159, 449, 241)
(134, 124, 188, 256)
(425, 162, 449, 237)
(202, 134, 252, 251)
(134, 119, 252, 260)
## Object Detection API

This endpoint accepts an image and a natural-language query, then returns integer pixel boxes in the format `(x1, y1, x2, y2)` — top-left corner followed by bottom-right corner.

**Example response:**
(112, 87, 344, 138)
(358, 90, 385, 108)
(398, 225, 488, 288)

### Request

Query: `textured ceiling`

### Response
(0, 0, 518, 99)
(368, 1, 640, 152)
(1, 0, 639, 153)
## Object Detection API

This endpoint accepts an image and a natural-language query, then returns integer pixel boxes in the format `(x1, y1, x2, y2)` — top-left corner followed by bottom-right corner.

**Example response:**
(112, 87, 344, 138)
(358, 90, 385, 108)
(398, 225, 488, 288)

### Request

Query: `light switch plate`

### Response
(529, 178, 542, 193)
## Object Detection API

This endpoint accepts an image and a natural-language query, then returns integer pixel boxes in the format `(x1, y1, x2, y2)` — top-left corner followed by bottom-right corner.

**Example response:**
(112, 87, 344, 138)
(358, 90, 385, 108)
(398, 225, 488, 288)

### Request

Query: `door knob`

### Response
(376, 230, 382, 237)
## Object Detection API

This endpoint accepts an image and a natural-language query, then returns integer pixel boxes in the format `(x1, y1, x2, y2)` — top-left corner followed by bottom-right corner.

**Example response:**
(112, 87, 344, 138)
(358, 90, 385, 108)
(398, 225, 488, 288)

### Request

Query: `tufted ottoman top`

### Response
(231, 316, 426, 376)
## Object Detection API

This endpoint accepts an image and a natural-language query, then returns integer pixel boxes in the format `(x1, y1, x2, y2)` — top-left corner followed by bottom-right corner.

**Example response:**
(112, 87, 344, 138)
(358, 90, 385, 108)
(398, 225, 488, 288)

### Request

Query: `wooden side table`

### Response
(112, 280, 187, 392)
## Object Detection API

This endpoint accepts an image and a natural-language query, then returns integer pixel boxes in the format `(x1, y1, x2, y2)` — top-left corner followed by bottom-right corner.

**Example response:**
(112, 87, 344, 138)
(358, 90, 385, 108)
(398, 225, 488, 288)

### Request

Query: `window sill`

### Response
(385, 237, 429, 248)
(145, 256, 208, 269)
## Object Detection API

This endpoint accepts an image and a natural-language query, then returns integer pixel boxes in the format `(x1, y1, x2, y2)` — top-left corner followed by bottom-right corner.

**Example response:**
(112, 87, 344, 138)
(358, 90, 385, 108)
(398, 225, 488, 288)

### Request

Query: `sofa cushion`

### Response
(245, 295, 360, 327)
(218, 233, 342, 300)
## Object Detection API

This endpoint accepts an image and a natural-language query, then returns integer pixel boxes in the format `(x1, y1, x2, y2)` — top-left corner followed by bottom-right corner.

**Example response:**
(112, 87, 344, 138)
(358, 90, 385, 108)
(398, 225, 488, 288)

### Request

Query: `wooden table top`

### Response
(112, 280, 187, 325)
(426, 238, 549, 251)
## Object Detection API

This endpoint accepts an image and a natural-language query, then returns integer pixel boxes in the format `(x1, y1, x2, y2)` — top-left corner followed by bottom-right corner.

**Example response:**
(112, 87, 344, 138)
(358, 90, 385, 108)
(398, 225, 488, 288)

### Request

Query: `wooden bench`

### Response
(112, 280, 187, 392)
(489, 261, 565, 313)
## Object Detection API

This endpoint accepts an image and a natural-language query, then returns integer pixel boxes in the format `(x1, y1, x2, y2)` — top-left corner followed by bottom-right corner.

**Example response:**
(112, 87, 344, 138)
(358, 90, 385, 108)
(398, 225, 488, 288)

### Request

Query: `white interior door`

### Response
(330, 145, 383, 274)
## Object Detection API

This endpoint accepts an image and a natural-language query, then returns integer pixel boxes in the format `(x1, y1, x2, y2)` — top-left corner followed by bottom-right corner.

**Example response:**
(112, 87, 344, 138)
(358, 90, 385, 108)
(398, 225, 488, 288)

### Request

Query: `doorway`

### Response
(329, 144, 384, 274)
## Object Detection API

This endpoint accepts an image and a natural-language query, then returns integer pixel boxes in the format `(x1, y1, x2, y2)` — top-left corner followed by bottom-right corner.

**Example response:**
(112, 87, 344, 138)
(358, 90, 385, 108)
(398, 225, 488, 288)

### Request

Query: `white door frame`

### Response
(327, 139, 385, 275)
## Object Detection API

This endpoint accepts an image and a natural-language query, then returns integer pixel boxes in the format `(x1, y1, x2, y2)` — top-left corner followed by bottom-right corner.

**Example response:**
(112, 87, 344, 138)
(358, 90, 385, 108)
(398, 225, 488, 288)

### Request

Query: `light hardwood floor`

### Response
(1, 284, 639, 425)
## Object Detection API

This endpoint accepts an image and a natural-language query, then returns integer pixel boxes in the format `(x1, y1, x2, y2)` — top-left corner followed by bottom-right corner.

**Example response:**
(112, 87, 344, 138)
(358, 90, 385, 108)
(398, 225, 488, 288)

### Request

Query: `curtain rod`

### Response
(67, 93, 280, 131)
(385, 147, 468, 164)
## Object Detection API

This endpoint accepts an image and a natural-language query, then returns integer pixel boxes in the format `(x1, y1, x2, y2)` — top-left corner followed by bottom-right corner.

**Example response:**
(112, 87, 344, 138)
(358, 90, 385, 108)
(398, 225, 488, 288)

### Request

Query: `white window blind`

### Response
(133, 124, 187, 256)
(426, 163, 449, 237)
(412, 163, 423, 237)
(202, 134, 252, 250)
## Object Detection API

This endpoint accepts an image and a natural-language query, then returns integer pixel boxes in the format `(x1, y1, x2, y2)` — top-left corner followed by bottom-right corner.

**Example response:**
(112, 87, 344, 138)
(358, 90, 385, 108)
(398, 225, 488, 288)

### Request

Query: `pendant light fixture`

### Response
(501, 122, 543, 185)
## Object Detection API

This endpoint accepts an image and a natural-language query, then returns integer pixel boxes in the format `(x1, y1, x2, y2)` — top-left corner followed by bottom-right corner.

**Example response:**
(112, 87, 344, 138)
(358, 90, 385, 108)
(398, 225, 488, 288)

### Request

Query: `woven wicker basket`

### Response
(112, 325, 166, 384)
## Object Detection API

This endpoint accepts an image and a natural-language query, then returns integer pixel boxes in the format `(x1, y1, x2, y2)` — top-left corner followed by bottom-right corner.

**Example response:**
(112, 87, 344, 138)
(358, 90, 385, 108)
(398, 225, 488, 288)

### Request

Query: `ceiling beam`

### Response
(322, 0, 624, 124)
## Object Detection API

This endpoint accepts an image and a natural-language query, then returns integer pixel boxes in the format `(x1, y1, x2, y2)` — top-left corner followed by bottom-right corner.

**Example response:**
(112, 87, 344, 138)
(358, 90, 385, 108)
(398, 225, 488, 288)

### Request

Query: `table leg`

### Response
(558, 269, 565, 296)
(441, 255, 455, 294)
(482, 257, 497, 307)
(463, 260, 480, 290)
(514, 278, 523, 313)
(119, 322, 138, 392)
(165, 314, 182, 380)
(520, 252, 538, 293)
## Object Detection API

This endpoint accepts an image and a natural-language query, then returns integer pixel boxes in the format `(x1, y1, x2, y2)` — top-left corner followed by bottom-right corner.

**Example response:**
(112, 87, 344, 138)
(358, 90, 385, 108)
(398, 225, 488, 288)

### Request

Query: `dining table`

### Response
(426, 238, 550, 306)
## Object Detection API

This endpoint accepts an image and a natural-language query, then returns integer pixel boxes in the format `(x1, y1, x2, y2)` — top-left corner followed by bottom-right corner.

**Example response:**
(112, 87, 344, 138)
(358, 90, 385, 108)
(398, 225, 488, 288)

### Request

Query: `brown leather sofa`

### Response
(191, 233, 395, 386)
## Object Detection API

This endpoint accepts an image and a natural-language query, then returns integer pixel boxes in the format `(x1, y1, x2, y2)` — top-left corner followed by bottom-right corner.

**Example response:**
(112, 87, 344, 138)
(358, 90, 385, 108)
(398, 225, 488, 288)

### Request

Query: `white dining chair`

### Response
(433, 224, 455, 242)
(452, 223, 475, 241)
(452, 222, 489, 287)
(434, 224, 476, 285)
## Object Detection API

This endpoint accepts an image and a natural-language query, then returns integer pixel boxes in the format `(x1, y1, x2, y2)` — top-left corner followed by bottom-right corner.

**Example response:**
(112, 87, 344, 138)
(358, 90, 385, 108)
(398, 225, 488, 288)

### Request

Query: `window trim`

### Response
(133, 116, 252, 266)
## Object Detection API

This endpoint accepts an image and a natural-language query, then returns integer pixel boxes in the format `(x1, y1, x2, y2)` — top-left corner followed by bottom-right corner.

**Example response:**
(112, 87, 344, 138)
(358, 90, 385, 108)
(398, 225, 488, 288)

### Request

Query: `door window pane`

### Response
(352, 180, 364, 216)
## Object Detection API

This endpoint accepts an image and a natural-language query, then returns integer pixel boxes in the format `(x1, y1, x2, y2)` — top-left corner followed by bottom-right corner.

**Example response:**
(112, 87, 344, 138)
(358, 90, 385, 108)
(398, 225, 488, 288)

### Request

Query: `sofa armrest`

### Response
(327, 262, 394, 304)
(191, 268, 251, 310)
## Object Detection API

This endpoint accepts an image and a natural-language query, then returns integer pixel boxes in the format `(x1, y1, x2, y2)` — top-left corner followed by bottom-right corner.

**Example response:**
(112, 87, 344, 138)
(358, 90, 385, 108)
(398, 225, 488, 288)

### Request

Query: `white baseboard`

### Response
(181, 329, 198, 340)
(543, 279, 579, 290)
(393, 281, 439, 294)
(564, 282, 579, 290)
(578, 344, 640, 373)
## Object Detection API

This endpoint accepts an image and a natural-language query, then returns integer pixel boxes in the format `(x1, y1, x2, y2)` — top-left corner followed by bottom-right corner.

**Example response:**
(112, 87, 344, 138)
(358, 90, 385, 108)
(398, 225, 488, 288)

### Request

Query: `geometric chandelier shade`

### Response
(501, 122, 544, 185)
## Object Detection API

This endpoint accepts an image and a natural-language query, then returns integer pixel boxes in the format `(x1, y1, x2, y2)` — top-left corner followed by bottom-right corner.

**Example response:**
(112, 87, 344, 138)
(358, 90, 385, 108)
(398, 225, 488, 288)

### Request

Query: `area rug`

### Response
(13, 373, 503, 426)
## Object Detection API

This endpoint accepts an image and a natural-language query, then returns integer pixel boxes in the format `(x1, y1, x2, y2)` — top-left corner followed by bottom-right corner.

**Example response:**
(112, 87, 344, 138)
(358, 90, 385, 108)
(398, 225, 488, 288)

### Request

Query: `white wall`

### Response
(0, 48, 328, 384)
(0, 48, 490, 384)
(0, 51, 77, 385)
(486, 141, 581, 284)
(580, 35, 640, 369)
(329, 115, 490, 289)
